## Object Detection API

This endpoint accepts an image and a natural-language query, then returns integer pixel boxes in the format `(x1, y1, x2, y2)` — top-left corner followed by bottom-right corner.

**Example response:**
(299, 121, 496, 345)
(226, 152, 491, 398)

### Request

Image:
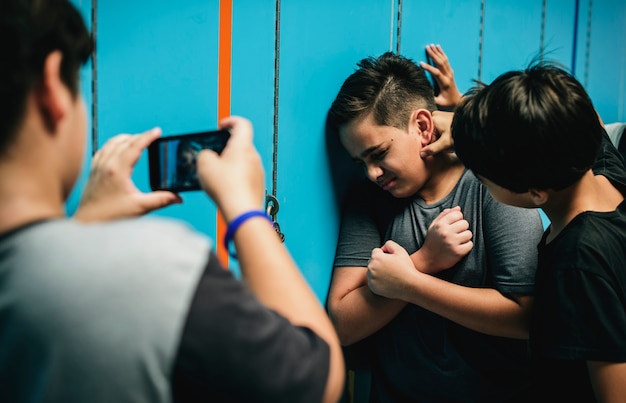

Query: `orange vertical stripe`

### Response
(217, 0, 232, 268)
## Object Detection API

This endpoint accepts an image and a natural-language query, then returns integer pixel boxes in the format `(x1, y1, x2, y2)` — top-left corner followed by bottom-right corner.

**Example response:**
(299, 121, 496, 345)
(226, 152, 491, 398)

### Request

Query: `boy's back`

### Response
(0, 218, 209, 402)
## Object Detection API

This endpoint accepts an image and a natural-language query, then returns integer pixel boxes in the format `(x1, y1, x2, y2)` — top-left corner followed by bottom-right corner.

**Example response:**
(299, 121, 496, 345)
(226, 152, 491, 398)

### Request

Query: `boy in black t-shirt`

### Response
(451, 62, 626, 402)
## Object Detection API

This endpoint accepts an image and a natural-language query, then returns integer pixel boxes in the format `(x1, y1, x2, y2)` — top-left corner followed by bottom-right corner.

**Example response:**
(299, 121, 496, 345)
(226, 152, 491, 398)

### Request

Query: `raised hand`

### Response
(421, 44, 463, 110)
(74, 128, 182, 222)
(197, 116, 265, 222)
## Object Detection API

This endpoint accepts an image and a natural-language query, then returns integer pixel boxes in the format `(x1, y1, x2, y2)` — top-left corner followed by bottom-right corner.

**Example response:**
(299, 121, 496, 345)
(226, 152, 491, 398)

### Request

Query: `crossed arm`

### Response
(328, 242, 532, 346)
(328, 203, 533, 346)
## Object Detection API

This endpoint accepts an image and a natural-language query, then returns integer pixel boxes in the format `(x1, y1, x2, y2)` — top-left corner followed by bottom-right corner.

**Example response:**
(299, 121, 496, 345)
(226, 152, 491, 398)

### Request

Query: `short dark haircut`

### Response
(0, 0, 93, 154)
(327, 52, 437, 134)
(452, 62, 602, 193)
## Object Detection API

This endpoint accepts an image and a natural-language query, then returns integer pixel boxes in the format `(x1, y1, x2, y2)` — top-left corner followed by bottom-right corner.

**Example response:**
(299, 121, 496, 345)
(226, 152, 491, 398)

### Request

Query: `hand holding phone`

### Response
(148, 129, 230, 192)
(76, 128, 183, 222)
(196, 116, 266, 222)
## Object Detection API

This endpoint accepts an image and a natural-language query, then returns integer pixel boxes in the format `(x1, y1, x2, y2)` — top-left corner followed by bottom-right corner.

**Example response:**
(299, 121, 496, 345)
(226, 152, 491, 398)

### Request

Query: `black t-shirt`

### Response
(172, 252, 330, 402)
(529, 133, 626, 402)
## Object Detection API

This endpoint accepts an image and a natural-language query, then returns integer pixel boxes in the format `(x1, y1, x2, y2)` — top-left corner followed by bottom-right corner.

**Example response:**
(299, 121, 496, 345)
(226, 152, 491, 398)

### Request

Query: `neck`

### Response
(543, 170, 623, 242)
(419, 153, 465, 204)
(0, 160, 67, 235)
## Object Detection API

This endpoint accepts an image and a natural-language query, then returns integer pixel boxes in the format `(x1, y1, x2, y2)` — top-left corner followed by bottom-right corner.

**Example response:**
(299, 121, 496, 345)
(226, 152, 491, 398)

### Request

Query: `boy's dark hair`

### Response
(327, 52, 437, 134)
(0, 0, 93, 154)
(452, 62, 603, 193)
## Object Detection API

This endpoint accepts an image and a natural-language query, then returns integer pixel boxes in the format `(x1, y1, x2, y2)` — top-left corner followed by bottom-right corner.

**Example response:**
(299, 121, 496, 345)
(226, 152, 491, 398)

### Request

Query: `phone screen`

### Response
(148, 129, 230, 192)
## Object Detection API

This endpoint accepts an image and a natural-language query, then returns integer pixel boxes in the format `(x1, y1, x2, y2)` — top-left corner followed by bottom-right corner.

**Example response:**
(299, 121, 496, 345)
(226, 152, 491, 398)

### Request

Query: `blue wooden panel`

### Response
(277, 0, 394, 302)
(66, 0, 93, 216)
(544, 0, 577, 68)
(482, 0, 544, 84)
(71, 0, 626, 303)
(230, 0, 277, 276)
(575, 0, 626, 123)
(97, 1, 221, 237)
(232, 0, 276, 185)
(401, 0, 483, 95)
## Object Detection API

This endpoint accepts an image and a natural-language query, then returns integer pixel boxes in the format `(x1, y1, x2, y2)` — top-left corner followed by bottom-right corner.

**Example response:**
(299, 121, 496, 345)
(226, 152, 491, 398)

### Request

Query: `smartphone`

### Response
(148, 129, 230, 192)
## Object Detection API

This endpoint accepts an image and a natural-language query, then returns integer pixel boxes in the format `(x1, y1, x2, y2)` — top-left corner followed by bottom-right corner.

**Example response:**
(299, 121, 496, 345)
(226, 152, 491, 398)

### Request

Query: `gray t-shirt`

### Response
(0, 218, 209, 403)
(334, 169, 544, 402)
(0, 217, 332, 403)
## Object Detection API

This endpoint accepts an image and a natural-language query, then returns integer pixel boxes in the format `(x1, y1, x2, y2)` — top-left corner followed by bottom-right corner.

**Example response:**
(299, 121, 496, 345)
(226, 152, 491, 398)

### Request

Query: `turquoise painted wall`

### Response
(68, 0, 626, 304)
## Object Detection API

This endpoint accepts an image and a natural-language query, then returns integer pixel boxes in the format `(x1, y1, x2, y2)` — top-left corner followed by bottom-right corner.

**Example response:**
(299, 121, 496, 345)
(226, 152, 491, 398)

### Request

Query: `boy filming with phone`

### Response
(0, 1, 344, 402)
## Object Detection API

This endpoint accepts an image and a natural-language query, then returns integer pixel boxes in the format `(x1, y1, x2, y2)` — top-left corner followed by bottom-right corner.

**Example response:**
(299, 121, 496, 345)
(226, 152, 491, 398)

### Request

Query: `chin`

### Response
(387, 187, 410, 199)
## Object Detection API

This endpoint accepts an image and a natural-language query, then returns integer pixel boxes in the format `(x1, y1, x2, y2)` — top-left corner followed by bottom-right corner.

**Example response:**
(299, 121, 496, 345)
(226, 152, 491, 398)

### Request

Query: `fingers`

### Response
(219, 116, 253, 144)
(423, 44, 447, 69)
(419, 60, 439, 76)
(420, 139, 451, 158)
(121, 127, 161, 168)
(91, 134, 132, 168)
(380, 240, 400, 254)
(136, 191, 183, 212)
(433, 206, 466, 226)
(421, 111, 454, 157)
(93, 128, 161, 170)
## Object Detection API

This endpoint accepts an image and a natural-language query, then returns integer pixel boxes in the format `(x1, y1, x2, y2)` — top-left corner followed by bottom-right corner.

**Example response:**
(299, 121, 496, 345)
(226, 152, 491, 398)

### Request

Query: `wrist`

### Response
(223, 210, 273, 258)
(218, 202, 264, 223)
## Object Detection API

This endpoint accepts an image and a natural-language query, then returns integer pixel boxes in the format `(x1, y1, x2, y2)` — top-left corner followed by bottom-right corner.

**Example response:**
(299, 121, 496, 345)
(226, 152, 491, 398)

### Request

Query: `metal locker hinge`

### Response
(265, 193, 285, 242)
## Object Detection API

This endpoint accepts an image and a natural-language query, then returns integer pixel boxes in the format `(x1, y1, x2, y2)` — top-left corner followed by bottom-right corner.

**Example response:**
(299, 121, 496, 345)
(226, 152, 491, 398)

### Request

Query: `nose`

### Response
(365, 163, 383, 182)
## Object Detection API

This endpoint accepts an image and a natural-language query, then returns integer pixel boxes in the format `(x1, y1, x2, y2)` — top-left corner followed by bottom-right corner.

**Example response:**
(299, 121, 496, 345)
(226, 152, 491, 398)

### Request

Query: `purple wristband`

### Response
(223, 210, 273, 259)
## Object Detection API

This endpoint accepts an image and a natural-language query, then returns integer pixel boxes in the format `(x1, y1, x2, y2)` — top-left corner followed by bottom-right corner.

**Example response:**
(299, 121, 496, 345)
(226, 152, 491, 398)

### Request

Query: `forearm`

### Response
(410, 249, 443, 274)
(329, 285, 406, 346)
(588, 361, 626, 403)
(399, 270, 531, 339)
(235, 217, 335, 340)
(233, 216, 344, 403)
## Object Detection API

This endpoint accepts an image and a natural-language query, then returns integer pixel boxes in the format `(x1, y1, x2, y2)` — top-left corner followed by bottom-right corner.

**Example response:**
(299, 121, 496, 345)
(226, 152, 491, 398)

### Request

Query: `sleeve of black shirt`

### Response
(171, 251, 330, 403)
(594, 128, 626, 193)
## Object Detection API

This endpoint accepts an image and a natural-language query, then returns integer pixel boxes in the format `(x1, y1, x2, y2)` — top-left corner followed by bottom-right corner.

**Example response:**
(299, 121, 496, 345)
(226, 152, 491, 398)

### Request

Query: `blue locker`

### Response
(482, 0, 545, 83)
(277, 0, 396, 302)
(229, 0, 277, 276)
(401, 0, 483, 96)
(96, 1, 222, 238)
(575, 0, 626, 123)
(67, 0, 626, 309)
(66, 0, 94, 216)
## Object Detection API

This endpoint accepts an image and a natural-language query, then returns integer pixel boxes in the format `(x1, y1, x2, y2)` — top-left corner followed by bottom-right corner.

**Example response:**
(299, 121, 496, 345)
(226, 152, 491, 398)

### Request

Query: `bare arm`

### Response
(327, 266, 407, 346)
(198, 116, 344, 403)
(328, 207, 472, 345)
(588, 361, 626, 403)
(368, 240, 532, 339)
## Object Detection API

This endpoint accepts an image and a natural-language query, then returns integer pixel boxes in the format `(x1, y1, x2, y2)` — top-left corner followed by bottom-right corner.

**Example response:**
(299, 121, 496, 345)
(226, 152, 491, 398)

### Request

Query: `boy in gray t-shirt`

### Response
(326, 51, 543, 402)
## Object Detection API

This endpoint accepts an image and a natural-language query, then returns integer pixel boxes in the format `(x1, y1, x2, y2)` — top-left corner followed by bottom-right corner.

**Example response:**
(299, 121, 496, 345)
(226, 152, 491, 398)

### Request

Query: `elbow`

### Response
(337, 330, 360, 347)
(327, 308, 360, 347)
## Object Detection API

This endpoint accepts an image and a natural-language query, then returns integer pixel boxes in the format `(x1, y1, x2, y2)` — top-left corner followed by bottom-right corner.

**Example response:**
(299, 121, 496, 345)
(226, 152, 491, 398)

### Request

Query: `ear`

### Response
(409, 109, 435, 147)
(35, 51, 70, 133)
(528, 188, 549, 207)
